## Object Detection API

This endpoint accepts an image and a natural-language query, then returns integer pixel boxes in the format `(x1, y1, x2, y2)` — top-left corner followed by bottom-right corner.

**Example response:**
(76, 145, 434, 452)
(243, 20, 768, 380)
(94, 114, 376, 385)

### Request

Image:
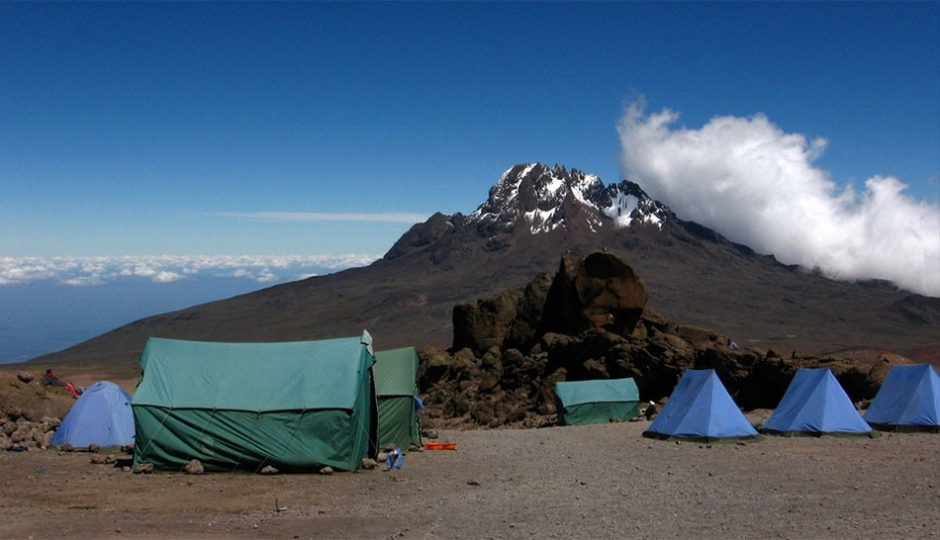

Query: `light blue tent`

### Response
(865, 364, 939, 432)
(761, 368, 872, 436)
(643, 369, 759, 442)
(51, 381, 134, 448)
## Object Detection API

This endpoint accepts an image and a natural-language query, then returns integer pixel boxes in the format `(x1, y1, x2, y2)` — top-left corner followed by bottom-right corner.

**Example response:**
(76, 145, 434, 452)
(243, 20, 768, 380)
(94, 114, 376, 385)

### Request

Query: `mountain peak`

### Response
(467, 162, 672, 236)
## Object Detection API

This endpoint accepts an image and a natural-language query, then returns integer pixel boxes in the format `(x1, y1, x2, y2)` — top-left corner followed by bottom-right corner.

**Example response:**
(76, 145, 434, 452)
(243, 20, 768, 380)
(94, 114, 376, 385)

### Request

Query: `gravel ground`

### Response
(1, 418, 938, 539)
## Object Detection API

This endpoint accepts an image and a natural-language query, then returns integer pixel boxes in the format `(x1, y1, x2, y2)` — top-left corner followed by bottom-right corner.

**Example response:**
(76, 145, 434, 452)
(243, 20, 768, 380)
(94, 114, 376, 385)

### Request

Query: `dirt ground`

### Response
(1, 414, 938, 540)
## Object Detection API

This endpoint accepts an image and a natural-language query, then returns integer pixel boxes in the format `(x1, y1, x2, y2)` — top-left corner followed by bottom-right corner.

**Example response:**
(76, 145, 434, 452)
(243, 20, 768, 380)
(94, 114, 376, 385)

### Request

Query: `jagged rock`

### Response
(88, 443, 100, 453)
(453, 288, 524, 354)
(539, 252, 648, 337)
(133, 463, 153, 474)
(417, 346, 453, 389)
(361, 458, 377, 470)
(183, 459, 204, 475)
(91, 454, 115, 465)
(415, 250, 896, 429)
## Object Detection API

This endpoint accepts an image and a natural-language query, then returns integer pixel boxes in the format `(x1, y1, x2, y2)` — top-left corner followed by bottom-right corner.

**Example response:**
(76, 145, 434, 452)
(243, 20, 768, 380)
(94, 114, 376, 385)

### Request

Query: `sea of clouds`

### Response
(617, 100, 940, 297)
(0, 254, 380, 363)
(0, 254, 380, 287)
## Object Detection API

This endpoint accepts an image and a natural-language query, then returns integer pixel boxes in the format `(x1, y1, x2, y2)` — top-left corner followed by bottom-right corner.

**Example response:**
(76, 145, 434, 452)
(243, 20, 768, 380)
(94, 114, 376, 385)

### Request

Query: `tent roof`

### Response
(864, 364, 940, 427)
(134, 333, 374, 412)
(374, 347, 419, 397)
(762, 368, 871, 434)
(646, 369, 757, 440)
(553, 378, 639, 407)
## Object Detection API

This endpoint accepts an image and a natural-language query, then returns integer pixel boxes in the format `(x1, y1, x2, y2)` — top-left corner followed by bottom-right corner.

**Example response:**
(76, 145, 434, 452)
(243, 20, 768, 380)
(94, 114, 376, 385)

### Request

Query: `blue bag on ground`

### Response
(386, 448, 403, 470)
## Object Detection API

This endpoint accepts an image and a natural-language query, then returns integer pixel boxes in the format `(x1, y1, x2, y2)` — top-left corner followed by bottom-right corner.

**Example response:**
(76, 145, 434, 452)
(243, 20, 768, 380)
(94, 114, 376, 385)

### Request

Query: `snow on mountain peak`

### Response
(468, 163, 670, 235)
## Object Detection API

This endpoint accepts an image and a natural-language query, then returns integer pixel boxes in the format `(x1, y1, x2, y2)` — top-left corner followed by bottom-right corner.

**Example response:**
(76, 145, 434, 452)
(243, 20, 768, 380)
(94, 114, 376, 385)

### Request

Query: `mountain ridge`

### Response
(32, 163, 940, 367)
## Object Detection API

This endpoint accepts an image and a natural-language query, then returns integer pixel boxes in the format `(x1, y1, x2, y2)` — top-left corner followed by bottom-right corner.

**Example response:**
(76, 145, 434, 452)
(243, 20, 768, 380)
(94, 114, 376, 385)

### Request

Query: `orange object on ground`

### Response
(425, 442, 457, 450)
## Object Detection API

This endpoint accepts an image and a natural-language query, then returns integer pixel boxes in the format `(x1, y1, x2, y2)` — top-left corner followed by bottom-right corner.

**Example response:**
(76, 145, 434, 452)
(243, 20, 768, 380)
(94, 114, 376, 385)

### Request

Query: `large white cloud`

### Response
(617, 100, 940, 297)
(0, 254, 379, 286)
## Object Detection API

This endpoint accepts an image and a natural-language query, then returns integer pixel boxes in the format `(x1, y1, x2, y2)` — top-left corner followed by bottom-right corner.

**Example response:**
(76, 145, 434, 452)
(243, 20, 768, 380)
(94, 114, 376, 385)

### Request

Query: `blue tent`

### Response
(643, 369, 759, 442)
(864, 364, 940, 432)
(51, 381, 134, 448)
(761, 368, 872, 436)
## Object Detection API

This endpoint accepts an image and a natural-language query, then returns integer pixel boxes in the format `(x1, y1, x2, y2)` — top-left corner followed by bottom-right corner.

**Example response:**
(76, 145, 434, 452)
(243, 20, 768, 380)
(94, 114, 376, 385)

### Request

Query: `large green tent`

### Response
(553, 378, 640, 425)
(132, 333, 376, 472)
(374, 347, 421, 449)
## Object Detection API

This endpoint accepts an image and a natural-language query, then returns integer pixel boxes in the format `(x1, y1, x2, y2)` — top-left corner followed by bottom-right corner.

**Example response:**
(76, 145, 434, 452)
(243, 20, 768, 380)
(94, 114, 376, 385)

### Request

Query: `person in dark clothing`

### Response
(41, 369, 65, 387)
(644, 400, 658, 421)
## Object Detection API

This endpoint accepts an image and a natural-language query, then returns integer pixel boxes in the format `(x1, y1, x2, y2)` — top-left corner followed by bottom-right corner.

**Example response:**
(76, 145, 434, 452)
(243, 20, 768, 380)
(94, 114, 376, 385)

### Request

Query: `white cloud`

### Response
(617, 99, 940, 297)
(218, 212, 429, 223)
(0, 254, 379, 287)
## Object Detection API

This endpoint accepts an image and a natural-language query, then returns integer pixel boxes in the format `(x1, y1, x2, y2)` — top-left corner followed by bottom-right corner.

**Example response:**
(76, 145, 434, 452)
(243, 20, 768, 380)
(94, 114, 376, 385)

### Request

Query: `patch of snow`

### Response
(602, 193, 640, 228)
(525, 208, 564, 234)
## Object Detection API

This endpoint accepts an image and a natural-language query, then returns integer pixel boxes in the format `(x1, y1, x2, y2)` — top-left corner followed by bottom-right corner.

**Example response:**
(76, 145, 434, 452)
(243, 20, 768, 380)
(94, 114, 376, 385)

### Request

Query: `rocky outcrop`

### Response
(539, 252, 648, 338)
(418, 251, 906, 429)
(452, 273, 552, 354)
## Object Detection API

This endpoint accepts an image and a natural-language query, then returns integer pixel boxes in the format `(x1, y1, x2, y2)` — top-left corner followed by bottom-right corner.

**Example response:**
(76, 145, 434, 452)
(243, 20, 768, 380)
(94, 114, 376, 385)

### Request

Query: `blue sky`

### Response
(2, 2, 938, 269)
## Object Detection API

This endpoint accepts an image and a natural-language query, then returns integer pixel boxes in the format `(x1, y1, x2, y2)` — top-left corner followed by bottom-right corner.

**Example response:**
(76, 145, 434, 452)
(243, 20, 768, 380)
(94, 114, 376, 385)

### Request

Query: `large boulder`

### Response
(538, 252, 648, 338)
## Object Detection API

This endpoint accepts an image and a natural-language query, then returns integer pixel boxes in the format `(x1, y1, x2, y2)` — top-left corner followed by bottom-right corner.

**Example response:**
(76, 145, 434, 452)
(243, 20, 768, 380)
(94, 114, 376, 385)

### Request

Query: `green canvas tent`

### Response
(553, 378, 640, 425)
(132, 333, 376, 473)
(374, 347, 421, 449)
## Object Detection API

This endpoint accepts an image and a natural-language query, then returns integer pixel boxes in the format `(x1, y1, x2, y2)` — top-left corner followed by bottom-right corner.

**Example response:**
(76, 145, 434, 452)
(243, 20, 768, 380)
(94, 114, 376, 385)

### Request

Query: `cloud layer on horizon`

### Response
(617, 100, 940, 297)
(0, 254, 379, 287)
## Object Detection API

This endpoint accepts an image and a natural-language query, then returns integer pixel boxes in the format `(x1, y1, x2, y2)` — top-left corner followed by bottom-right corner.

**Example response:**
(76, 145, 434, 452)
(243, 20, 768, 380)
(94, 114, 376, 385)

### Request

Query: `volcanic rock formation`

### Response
(418, 251, 906, 428)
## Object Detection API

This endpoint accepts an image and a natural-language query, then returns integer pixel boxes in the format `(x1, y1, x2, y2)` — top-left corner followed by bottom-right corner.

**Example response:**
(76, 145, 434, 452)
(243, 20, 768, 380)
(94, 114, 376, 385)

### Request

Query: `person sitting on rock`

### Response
(41, 369, 81, 398)
(41, 369, 65, 387)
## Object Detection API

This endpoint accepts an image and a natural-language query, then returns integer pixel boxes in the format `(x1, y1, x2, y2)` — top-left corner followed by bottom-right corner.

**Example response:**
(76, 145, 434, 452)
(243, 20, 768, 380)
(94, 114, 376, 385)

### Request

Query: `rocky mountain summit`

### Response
(417, 251, 907, 429)
(467, 163, 671, 236)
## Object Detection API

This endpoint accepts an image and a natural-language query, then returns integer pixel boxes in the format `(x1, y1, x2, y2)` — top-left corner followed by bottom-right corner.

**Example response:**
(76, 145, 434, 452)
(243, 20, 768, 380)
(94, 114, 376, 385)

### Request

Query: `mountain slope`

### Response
(34, 163, 940, 366)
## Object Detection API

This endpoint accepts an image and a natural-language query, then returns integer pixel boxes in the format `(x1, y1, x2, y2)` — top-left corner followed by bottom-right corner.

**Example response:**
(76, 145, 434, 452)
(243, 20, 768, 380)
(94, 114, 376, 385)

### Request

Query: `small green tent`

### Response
(132, 333, 376, 472)
(553, 378, 640, 425)
(374, 347, 421, 449)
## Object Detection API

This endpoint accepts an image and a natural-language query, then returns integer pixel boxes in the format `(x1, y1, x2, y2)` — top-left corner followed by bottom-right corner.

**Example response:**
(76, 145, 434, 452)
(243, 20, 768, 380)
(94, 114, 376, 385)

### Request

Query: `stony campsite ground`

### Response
(2, 414, 938, 540)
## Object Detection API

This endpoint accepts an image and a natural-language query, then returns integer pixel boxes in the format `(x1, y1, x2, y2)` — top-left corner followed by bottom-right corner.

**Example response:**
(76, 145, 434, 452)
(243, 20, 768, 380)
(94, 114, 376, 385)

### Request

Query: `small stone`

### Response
(133, 463, 154, 474)
(183, 459, 204, 475)
(16, 372, 34, 383)
(361, 458, 377, 470)
(259, 465, 278, 475)
(88, 443, 100, 453)
(318, 466, 334, 475)
(467, 478, 481, 486)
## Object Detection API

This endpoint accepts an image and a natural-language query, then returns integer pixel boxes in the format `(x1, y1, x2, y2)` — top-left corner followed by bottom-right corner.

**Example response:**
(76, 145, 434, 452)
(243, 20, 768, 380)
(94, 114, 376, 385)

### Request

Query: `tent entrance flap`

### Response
(374, 347, 421, 449)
